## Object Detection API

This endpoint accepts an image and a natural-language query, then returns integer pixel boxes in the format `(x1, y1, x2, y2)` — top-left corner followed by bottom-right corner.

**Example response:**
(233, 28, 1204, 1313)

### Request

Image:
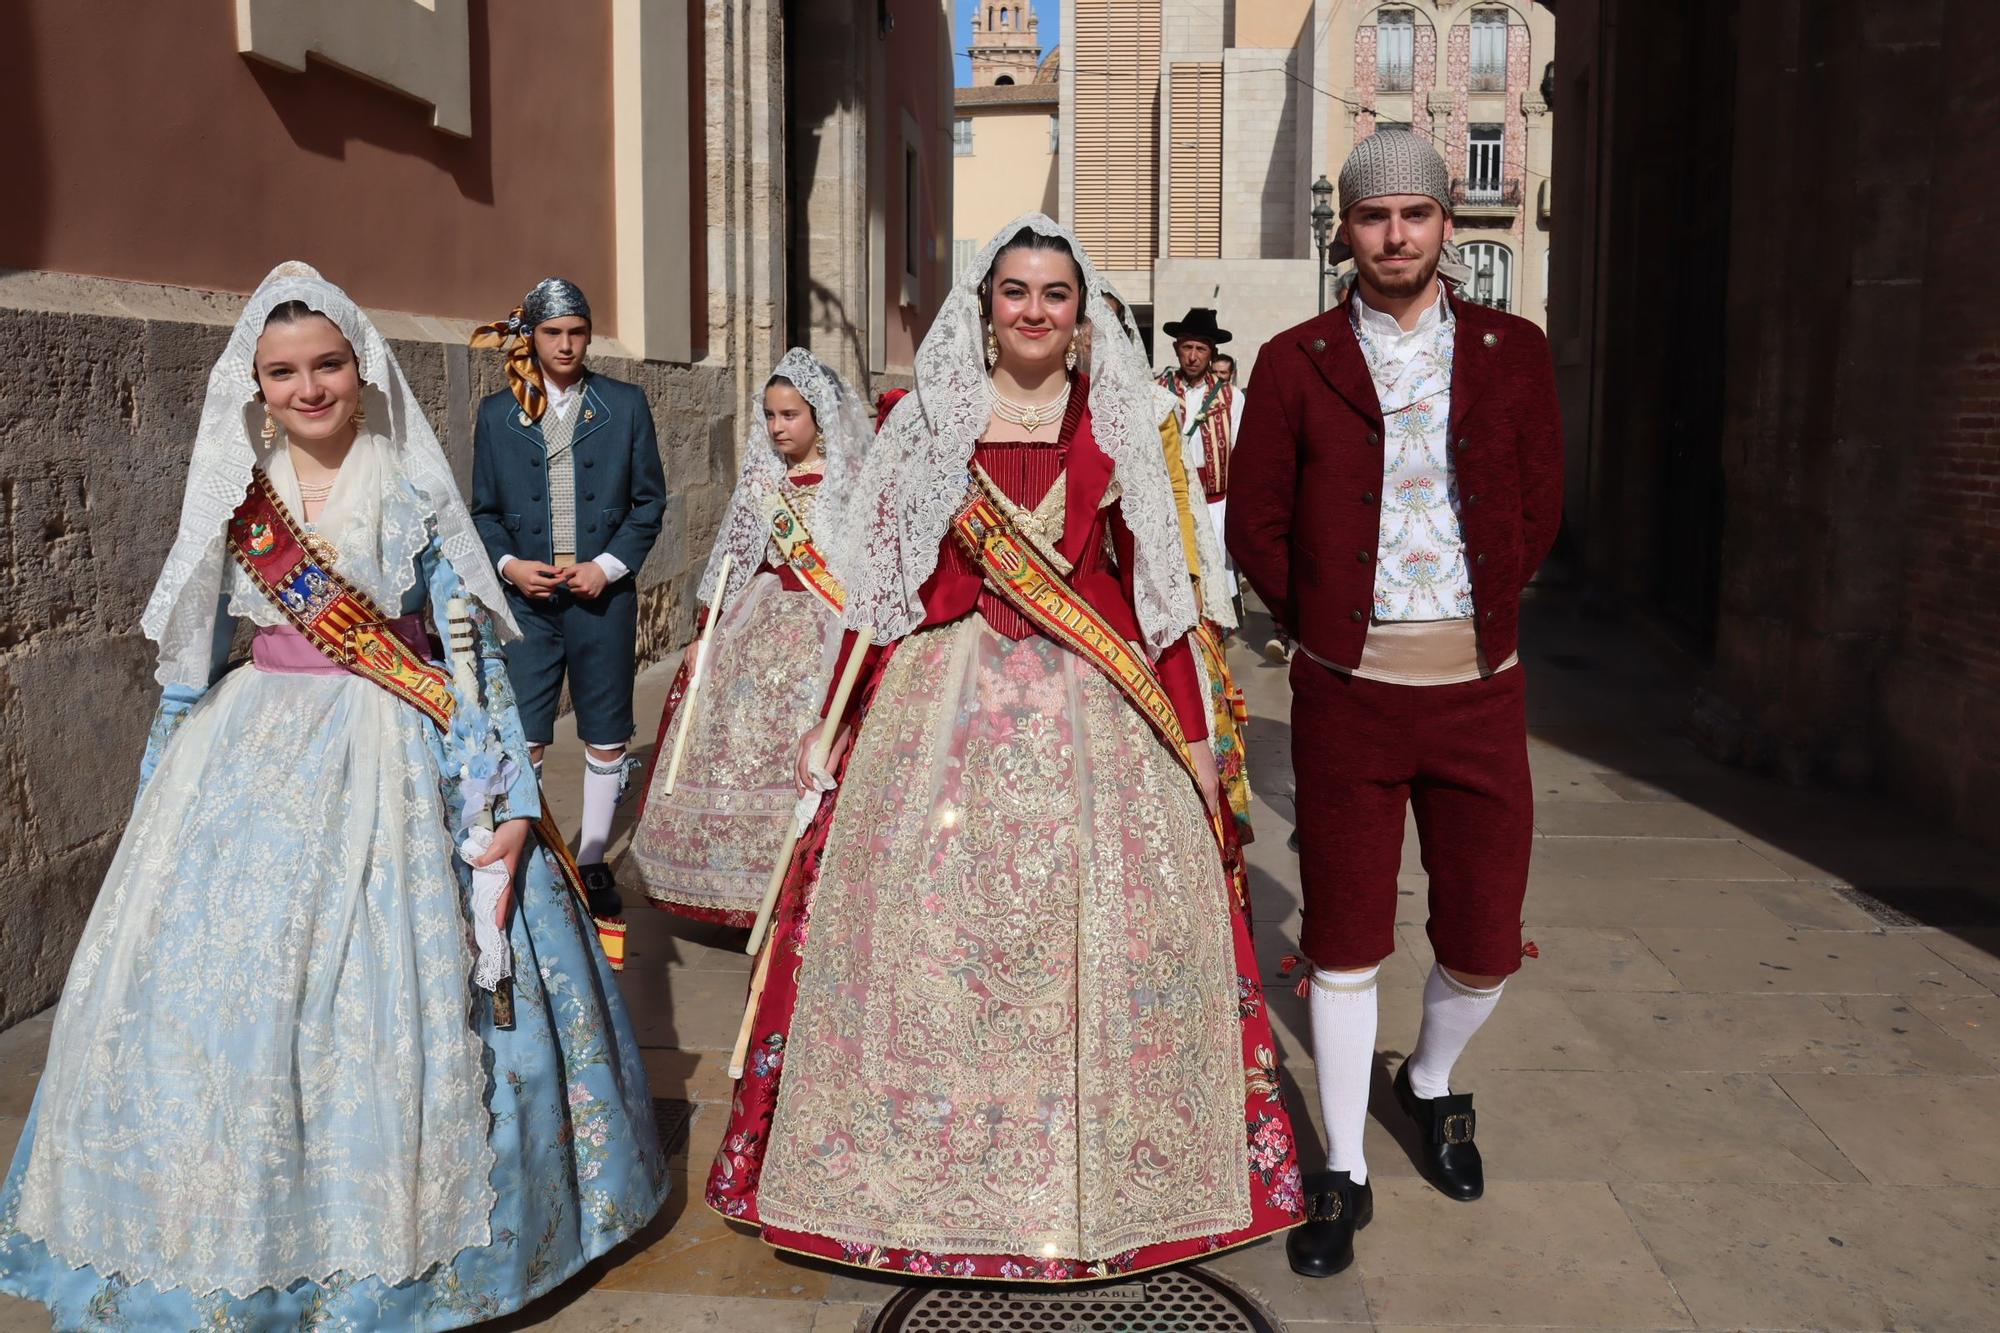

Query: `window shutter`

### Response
(1072, 1, 1160, 271)
(1168, 62, 1222, 258)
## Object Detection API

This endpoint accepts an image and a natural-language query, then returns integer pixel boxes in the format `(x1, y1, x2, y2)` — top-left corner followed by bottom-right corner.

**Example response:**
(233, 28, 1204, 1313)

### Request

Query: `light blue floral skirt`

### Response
(0, 671, 666, 1331)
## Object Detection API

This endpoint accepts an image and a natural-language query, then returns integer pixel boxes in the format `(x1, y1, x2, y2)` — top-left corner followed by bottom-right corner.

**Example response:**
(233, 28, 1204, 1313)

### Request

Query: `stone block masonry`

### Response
(0, 275, 736, 1027)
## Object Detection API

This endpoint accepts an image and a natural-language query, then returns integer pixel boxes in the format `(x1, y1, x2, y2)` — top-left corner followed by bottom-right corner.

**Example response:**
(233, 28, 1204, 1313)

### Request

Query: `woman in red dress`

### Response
(707, 215, 1302, 1280)
(630, 350, 867, 924)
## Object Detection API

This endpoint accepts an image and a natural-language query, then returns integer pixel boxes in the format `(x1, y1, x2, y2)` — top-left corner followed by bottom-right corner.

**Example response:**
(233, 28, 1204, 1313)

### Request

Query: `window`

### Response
(998, 6, 1011, 28)
(1460, 241, 1512, 312)
(1469, 9, 1507, 91)
(1375, 120, 1411, 134)
(953, 117, 974, 155)
(1466, 124, 1502, 201)
(1376, 9, 1414, 92)
(954, 238, 978, 283)
(1050, 114, 1060, 154)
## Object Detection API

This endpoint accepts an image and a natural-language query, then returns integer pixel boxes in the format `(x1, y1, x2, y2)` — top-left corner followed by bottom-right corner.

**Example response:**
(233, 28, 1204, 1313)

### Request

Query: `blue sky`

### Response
(953, 0, 1061, 85)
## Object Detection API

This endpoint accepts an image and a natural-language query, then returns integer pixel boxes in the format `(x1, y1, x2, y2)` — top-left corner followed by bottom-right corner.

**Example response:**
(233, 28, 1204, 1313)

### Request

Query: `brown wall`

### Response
(0, 0, 618, 330)
(882, 0, 955, 370)
(1555, 0, 2000, 844)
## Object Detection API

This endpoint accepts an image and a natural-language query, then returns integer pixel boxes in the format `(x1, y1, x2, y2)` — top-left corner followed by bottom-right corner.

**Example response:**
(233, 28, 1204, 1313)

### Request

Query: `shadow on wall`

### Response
(0, 7, 46, 264)
(243, 0, 496, 205)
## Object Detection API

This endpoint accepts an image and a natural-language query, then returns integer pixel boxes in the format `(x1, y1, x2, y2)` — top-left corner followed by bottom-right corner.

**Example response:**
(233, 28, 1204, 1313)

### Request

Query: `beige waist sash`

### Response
(1303, 618, 1518, 686)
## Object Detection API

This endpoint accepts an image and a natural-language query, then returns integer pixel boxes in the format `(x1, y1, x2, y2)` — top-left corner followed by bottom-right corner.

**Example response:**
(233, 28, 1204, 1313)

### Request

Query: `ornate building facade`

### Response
(1061, 0, 1554, 375)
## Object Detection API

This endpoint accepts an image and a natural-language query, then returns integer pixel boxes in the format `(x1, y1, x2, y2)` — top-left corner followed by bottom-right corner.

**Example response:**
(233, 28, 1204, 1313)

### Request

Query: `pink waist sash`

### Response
(251, 614, 439, 676)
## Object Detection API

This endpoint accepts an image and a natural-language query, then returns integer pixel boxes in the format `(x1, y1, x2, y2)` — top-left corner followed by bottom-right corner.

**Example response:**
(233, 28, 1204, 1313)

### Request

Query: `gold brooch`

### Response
(584, 408, 595, 421)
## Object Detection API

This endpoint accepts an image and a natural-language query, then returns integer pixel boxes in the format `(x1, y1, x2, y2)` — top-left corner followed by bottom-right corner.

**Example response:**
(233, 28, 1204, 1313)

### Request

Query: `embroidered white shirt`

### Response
(1351, 283, 1471, 621)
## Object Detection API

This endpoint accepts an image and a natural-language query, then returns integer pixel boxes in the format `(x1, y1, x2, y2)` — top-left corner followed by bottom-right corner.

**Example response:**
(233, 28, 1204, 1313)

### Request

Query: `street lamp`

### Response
(1310, 175, 1336, 313)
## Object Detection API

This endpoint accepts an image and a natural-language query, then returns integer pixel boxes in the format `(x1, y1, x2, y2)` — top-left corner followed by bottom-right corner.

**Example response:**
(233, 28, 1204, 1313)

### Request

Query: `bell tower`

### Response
(968, 2, 1041, 86)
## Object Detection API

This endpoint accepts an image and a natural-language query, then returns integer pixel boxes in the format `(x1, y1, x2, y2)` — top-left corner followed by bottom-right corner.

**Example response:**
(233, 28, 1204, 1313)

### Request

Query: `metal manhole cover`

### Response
(652, 1097, 694, 1157)
(872, 1265, 1283, 1333)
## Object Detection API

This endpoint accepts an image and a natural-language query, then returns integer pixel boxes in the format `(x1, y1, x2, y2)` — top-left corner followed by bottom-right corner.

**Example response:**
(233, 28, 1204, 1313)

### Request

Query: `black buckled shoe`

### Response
(1285, 1169, 1373, 1278)
(580, 862, 623, 919)
(1394, 1061, 1483, 1201)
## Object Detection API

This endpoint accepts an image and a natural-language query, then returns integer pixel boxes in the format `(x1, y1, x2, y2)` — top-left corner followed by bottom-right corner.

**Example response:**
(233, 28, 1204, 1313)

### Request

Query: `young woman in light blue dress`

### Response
(0, 263, 665, 1329)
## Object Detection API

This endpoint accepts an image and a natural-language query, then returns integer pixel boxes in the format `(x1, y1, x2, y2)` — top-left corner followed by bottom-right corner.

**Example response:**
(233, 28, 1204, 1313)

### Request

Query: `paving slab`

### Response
(1530, 802, 1746, 839)
(1470, 1070, 1861, 1184)
(1635, 926, 1989, 995)
(1613, 1182, 2000, 1332)
(1519, 875, 1795, 930)
(1400, 924, 1681, 993)
(0, 1297, 47, 1333)
(1774, 1073, 2000, 1185)
(1203, 1232, 1373, 1327)
(1921, 928, 2000, 994)
(1561, 991, 1995, 1075)
(1527, 836, 1793, 882)
(1355, 1180, 1690, 1327)
(0, 1018, 49, 1121)
(1908, 993, 2000, 1069)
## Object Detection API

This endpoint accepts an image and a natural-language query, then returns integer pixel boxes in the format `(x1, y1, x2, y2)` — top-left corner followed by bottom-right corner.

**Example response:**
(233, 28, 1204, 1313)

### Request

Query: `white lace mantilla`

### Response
(843, 214, 1197, 652)
(141, 261, 518, 689)
(698, 348, 872, 610)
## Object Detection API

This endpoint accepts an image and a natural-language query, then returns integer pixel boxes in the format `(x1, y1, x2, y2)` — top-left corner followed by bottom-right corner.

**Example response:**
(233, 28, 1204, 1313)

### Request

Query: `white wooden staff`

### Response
(728, 627, 874, 1078)
(659, 553, 733, 797)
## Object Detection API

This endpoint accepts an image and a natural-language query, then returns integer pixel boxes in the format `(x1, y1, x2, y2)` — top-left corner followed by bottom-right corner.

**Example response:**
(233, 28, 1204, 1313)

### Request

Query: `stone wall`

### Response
(1221, 47, 1301, 261)
(0, 275, 736, 1028)
(1152, 257, 1319, 384)
(1553, 0, 2000, 847)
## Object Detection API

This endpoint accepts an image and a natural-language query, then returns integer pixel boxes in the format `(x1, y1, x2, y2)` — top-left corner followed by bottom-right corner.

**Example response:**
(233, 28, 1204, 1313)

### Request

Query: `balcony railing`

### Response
(1468, 65, 1507, 92)
(1378, 63, 1413, 92)
(1451, 176, 1524, 209)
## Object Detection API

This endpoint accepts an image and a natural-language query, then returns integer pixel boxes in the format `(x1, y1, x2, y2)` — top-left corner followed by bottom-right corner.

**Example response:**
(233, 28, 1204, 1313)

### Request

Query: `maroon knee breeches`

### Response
(1288, 656, 1532, 977)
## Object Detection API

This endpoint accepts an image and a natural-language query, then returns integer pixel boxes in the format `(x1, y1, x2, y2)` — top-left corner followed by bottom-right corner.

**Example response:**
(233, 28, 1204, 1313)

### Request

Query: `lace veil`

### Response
(697, 348, 872, 608)
(140, 262, 518, 689)
(843, 214, 1197, 651)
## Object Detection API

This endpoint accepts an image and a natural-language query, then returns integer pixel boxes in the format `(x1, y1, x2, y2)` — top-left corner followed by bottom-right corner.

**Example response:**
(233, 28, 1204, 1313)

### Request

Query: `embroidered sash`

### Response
(226, 473, 619, 965)
(951, 468, 1217, 836)
(1159, 372, 1234, 500)
(764, 488, 847, 615)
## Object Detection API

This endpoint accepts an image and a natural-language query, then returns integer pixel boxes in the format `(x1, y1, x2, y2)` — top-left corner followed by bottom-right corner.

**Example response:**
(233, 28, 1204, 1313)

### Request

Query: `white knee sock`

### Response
(1309, 963, 1380, 1185)
(1407, 964, 1505, 1099)
(577, 748, 626, 865)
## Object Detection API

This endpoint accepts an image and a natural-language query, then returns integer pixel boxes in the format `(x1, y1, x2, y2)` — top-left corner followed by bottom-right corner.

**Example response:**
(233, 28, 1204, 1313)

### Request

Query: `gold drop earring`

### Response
(1064, 331, 1080, 373)
(261, 407, 278, 443)
(985, 324, 1000, 370)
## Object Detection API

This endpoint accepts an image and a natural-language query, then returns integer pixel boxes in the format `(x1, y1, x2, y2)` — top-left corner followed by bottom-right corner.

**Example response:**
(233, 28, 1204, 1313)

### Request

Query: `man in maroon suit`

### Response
(1227, 131, 1562, 1278)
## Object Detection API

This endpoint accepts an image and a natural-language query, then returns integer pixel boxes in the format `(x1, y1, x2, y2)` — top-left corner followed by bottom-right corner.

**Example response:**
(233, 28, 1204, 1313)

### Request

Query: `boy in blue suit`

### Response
(471, 278, 666, 916)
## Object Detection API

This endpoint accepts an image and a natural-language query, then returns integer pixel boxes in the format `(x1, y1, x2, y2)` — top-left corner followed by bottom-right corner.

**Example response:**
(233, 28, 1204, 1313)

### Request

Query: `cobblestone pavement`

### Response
(4, 589, 1997, 1331)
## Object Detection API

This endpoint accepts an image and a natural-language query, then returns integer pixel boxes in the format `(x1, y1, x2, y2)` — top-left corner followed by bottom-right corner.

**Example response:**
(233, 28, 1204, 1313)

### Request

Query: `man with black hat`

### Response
(1159, 307, 1244, 614)
(1228, 131, 1563, 1278)
(470, 277, 667, 919)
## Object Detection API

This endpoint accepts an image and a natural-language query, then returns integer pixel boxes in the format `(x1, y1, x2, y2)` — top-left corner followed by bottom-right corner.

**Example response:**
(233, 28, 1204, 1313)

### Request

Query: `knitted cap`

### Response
(1338, 130, 1452, 216)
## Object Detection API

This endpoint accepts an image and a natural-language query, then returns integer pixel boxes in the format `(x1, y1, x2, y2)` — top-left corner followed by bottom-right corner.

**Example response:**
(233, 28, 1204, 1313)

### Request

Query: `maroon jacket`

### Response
(1226, 286, 1562, 670)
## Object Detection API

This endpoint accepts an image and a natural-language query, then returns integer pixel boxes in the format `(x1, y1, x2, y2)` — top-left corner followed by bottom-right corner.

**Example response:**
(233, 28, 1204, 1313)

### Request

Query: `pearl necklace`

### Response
(986, 378, 1072, 432)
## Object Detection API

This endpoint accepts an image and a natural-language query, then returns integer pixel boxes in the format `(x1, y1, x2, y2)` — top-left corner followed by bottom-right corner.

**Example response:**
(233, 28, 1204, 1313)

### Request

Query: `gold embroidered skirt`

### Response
(631, 574, 838, 921)
(753, 613, 1255, 1260)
